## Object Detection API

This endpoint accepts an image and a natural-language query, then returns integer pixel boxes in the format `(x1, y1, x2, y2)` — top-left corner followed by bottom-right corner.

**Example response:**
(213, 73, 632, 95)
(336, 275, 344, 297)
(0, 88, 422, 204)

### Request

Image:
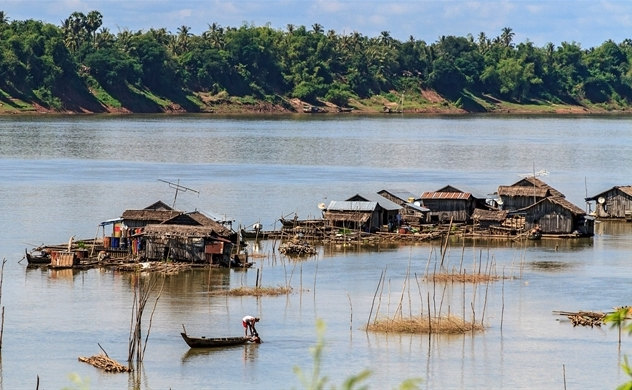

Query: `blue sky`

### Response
(3, 0, 632, 49)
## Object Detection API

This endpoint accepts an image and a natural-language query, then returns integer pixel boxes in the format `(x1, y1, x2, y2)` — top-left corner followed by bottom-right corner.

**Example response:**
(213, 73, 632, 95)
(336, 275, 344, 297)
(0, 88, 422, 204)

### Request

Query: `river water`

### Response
(0, 114, 631, 389)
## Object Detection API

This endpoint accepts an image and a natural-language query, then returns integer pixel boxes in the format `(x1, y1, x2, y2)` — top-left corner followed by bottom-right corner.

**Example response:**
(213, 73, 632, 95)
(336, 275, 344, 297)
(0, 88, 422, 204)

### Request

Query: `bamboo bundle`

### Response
(78, 354, 131, 373)
(554, 311, 606, 327)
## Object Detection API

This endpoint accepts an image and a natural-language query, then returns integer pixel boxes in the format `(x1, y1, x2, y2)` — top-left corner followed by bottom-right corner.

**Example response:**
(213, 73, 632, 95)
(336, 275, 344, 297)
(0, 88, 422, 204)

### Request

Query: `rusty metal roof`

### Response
(421, 192, 472, 200)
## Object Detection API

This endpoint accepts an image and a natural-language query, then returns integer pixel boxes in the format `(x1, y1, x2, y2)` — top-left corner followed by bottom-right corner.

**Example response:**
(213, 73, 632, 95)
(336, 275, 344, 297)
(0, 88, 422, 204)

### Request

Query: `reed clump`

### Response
(426, 272, 500, 283)
(367, 315, 484, 334)
(224, 285, 293, 296)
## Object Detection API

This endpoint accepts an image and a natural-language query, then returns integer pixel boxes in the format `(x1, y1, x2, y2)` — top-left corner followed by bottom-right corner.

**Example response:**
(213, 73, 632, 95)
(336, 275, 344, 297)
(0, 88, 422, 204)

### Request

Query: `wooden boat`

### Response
(25, 248, 51, 265)
(180, 325, 260, 348)
(180, 332, 256, 348)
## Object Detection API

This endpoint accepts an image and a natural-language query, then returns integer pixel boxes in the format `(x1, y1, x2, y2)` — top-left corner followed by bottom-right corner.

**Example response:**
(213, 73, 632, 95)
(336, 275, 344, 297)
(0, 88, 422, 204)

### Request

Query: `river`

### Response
(0, 114, 631, 389)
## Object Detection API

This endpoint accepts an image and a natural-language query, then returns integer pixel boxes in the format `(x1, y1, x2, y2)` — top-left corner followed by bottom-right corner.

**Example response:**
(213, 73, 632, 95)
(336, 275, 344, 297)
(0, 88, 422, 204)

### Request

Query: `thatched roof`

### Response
(471, 208, 508, 222)
(122, 209, 181, 221)
(498, 186, 549, 198)
(509, 177, 564, 198)
(143, 224, 231, 238)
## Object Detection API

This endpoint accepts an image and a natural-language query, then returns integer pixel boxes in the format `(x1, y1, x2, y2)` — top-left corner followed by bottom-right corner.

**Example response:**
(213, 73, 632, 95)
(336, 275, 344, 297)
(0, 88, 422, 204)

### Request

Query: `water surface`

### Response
(0, 115, 631, 389)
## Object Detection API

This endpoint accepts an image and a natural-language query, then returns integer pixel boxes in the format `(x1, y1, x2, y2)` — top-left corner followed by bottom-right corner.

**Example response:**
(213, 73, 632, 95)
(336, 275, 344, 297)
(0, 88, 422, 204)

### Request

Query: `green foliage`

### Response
(2, 12, 632, 112)
(324, 83, 353, 107)
(618, 356, 632, 390)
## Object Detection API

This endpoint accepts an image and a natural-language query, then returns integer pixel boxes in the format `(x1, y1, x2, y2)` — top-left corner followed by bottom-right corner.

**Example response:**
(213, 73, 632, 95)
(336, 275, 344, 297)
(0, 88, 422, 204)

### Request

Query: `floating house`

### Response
(509, 196, 593, 236)
(497, 176, 564, 211)
(377, 189, 429, 226)
(585, 186, 632, 220)
(346, 193, 402, 226)
(420, 185, 481, 223)
(323, 200, 379, 231)
(98, 201, 241, 266)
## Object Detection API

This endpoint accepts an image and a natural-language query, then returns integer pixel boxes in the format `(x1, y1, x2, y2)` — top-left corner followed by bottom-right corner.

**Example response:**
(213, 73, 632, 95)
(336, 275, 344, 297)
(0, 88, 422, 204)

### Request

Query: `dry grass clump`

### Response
(224, 285, 293, 296)
(426, 272, 499, 283)
(367, 315, 484, 334)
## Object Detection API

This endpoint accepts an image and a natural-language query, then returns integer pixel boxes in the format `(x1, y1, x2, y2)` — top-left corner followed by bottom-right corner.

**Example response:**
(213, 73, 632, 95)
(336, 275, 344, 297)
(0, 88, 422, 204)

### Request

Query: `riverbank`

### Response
(3, 88, 632, 116)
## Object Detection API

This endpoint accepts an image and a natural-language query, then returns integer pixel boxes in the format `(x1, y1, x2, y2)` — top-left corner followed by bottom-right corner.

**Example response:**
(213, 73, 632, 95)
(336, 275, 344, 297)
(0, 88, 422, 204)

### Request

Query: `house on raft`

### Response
(323, 193, 402, 232)
(420, 185, 484, 224)
(377, 189, 429, 226)
(99, 201, 243, 266)
(141, 213, 237, 266)
(497, 176, 565, 211)
(585, 186, 632, 220)
(508, 196, 594, 236)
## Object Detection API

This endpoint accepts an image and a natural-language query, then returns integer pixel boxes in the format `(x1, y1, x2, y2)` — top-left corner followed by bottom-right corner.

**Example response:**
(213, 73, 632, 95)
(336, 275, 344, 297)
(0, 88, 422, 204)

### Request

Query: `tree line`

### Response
(1, 10, 631, 112)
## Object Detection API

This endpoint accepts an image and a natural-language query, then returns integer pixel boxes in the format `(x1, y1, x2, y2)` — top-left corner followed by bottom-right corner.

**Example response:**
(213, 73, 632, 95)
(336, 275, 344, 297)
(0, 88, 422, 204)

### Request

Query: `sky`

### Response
(3, 0, 632, 49)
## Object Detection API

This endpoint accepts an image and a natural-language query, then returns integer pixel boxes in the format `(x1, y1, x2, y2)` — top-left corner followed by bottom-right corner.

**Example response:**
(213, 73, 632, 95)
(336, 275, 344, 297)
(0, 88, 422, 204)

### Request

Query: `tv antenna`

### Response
(158, 179, 199, 208)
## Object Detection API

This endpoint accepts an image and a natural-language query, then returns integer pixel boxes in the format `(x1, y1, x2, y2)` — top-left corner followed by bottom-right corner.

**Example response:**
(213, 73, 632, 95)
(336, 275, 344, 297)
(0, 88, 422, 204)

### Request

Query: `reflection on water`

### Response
(180, 343, 261, 363)
(529, 260, 573, 271)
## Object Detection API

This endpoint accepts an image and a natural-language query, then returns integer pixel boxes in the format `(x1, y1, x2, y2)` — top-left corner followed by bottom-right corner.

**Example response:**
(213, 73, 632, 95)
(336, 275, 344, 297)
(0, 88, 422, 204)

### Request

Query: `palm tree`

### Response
(85, 10, 103, 46)
(176, 25, 191, 55)
(311, 23, 323, 35)
(500, 27, 515, 48)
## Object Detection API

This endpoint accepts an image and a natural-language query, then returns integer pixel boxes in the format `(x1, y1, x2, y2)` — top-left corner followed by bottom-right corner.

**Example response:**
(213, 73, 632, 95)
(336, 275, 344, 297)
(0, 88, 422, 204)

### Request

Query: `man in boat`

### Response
(242, 315, 260, 337)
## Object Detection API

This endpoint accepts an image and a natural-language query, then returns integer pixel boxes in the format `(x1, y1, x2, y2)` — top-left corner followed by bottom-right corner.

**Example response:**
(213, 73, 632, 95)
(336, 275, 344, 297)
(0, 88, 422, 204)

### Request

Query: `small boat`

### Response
(25, 248, 51, 265)
(180, 325, 260, 348)
(180, 332, 253, 348)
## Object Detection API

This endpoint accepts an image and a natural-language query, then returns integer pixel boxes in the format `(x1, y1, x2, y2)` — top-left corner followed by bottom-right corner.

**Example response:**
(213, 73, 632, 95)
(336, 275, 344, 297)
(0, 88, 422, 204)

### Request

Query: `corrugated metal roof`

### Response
(327, 200, 378, 212)
(346, 193, 402, 211)
(421, 192, 472, 200)
(378, 189, 418, 202)
(405, 202, 430, 213)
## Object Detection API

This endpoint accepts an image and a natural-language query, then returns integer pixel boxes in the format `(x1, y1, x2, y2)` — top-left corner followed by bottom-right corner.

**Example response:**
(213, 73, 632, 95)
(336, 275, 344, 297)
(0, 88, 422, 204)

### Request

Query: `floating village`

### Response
(23, 176, 632, 271)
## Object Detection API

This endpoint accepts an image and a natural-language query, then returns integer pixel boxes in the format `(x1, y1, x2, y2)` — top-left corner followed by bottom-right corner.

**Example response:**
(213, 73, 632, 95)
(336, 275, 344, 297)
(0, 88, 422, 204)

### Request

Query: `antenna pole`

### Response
(158, 179, 200, 209)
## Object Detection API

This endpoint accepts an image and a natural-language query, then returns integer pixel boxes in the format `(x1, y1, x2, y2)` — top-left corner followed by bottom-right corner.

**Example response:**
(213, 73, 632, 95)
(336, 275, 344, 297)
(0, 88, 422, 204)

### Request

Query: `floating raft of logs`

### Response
(78, 354, 131, 373)
(554, 310, 606, 327)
